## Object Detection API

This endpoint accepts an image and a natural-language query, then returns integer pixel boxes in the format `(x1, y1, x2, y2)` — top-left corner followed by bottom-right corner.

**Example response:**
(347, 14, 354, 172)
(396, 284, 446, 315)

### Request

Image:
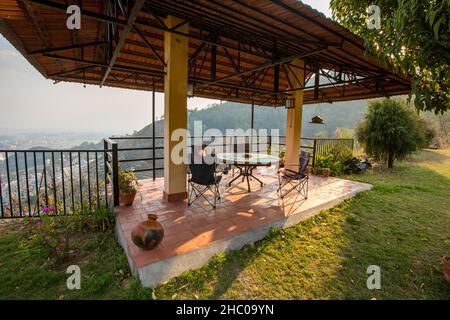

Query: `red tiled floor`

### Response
(116, 169, 371, 269)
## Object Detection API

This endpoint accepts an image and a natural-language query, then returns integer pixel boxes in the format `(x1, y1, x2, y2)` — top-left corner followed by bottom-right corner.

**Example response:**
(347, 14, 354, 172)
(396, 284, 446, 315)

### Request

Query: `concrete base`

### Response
(163, 191, 187, 202)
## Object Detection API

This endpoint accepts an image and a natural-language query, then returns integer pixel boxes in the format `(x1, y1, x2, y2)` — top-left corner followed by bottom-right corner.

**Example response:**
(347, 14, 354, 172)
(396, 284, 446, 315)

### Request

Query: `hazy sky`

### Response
(0, 1, 331, 135)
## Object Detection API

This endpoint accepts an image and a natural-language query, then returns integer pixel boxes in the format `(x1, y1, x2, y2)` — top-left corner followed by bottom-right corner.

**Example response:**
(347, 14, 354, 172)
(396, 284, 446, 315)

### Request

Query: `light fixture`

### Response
(285, 98, 295, 109)
(187, 83, 194, 97)
(309, 104, 325, 124)
(310, 115, 324, 125)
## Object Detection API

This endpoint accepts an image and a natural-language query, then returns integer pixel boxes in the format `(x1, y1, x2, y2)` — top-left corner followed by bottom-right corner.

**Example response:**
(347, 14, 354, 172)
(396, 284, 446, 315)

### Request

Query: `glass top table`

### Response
(216, 153, 280, 192)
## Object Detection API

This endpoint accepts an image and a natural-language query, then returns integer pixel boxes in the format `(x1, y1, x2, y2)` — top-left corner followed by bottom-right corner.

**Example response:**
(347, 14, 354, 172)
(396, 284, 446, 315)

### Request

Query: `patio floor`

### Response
(115, 170, 372, 287)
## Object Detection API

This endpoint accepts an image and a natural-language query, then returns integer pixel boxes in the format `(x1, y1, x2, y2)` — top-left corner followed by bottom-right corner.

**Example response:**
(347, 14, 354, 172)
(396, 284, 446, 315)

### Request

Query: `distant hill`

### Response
(134, 99, 368, 139)
(102, 100, 369, 178)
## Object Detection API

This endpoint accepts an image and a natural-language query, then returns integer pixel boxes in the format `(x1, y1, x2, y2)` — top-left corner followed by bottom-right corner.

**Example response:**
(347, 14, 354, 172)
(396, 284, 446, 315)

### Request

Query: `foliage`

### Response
(278, 147, 285, 160)
(323, 142, 354, 164)
(79, 205, 115, 232)
(330, 0, 450, 114)
(118, 170, 138, 194)
(19, 206, 114, 263)
(420, 111, 450, 148)
(315, 154, 343, 176)
(356, 98, 426, 167)
(334, 127, 355, 139)
(415, 116, 436, 148)
(315, 154, 334, 170)
(20, 207, 80, 262)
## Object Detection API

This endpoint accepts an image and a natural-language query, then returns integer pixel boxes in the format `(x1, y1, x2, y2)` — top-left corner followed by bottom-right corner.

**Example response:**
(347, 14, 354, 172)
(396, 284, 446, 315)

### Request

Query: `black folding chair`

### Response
(277, 151, 310, 199)
(188, 145, 226, 209)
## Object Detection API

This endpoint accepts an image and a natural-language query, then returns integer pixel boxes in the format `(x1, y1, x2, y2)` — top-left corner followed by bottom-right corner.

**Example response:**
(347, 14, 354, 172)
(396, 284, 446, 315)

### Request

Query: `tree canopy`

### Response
(330, 0, 450, 114)
(356, 98, 425, 167)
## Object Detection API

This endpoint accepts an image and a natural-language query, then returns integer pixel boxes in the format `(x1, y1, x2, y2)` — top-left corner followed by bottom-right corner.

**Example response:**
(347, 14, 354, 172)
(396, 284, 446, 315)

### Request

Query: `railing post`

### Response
(268, 135, 272, 154)
(103, 139, 109, 208)
(152, 87, 156, 180)
(312, 139, 317, 168)
(152, 136, 156, 180)
(111, 142, 120, 207)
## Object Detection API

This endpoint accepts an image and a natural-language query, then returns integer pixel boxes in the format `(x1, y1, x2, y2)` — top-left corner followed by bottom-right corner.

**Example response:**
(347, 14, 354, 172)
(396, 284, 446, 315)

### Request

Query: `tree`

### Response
(330, 0, 450, 114)
(356, 98, 425, 168)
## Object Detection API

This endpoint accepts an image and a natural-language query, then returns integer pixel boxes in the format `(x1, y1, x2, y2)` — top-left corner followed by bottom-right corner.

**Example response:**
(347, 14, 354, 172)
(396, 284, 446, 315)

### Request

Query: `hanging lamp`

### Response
(285, 97, 295, 109)
(309, 104, 325, 125)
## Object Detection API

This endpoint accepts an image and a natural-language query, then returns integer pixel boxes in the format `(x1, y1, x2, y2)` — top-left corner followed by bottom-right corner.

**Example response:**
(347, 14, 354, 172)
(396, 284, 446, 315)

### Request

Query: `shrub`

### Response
(356, 98, 427, 168)
(20, 206, 114, 263)
(79, 205, 115, 232)
(324, 142, 354, 164)
(20, 207, 81, 262)
(315, 154, 343, 176)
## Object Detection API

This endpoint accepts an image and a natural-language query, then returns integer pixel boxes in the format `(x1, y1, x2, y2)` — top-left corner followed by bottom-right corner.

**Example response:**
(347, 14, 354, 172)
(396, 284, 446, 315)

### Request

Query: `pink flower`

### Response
(42, 206, 55, 214)
(36, 219, 43, 226)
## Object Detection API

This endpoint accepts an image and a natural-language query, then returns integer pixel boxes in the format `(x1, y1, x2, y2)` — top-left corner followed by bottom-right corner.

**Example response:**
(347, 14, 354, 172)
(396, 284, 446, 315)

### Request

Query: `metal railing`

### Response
(107, 135, 352, 178)
(0, 135, 353, 218)
(312, 138, 355, 168)
(0, 148, 115, 218)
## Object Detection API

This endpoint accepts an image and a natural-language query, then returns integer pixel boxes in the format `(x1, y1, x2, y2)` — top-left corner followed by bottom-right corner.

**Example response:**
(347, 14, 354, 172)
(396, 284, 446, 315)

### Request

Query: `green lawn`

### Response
(0, 149, 449, 299)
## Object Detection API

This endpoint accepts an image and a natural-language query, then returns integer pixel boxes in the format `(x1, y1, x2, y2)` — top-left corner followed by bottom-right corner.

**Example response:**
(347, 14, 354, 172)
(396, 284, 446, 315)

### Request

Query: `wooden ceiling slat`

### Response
(0, 0, 411, 106)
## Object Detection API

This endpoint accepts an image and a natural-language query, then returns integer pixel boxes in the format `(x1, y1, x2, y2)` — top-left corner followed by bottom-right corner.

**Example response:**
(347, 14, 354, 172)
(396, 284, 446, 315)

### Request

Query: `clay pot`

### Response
(131, 214, 164, 250)
(322, 168, 330, 178)
(444, 256, 450, 283)
(120, 191, 136, 206)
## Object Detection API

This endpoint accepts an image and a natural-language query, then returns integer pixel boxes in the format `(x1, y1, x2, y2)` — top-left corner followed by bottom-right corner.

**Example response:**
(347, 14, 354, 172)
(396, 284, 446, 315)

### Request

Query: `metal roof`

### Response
(0, 0, 411, 106)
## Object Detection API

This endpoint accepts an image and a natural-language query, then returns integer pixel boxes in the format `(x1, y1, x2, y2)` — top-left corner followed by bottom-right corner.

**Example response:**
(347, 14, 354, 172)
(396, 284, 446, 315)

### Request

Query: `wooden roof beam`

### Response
(21, 1, 51, 48)
(28, 41, 107, 55)
(133, 26, 166, 67)
(197, 47, 332, 88)
(43, 53, 165, 77)
(100, 0, 146, 86)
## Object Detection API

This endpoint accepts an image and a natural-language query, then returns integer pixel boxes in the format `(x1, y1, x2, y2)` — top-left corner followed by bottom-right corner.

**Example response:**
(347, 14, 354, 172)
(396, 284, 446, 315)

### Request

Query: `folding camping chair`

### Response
(188, 145, 227, 209)
(277, 151, 310, 199)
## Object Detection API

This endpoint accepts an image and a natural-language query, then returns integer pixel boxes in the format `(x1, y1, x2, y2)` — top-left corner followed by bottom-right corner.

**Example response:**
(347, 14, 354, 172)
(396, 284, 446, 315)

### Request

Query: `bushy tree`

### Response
(330, 0, 450, 114)
(356, 98, 425, 168)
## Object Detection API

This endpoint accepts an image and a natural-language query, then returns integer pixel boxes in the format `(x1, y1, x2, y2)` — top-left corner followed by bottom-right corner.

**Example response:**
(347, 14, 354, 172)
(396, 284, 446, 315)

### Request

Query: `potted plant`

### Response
(315, 154, 334, 177)
(119, 170, 138, 206)
(444, 256, 450, 283)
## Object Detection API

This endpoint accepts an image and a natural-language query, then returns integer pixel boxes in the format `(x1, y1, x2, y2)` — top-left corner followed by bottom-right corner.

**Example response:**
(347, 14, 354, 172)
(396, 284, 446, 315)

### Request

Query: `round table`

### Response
(216, 153, 280, 192)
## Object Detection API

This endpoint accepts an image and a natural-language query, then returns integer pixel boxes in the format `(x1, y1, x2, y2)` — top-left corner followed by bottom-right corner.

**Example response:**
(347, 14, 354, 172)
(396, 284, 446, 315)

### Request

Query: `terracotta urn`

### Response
(120, 191, 137, 206)
(131, 214, 164, 250)
(444, 256, 450, 283)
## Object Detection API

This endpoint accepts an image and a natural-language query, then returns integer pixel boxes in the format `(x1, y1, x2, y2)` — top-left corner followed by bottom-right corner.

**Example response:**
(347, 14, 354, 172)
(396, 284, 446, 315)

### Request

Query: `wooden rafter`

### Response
(100, 0, 146, 86)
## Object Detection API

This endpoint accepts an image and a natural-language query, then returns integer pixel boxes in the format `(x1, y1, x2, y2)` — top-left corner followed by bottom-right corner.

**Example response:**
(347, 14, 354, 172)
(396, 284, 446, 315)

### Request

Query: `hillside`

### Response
(109, 100, 368, 178)
(134, 99, 368, 139)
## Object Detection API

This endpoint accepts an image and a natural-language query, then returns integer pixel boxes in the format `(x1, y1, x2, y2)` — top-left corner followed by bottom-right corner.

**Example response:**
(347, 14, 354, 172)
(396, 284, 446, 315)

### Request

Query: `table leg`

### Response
(249, 166, 264, 187)
(227, 165, 264, 192)
(228, 165, 243, 187)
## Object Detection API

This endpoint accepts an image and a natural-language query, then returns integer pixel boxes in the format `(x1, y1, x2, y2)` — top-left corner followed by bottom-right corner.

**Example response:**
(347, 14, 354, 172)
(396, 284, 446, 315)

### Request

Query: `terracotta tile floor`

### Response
(116, 168, 371, 270)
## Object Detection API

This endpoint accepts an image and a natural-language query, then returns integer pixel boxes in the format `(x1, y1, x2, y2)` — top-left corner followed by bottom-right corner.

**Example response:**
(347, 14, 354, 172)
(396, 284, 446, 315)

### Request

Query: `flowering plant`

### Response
(20, 206, 79, 262)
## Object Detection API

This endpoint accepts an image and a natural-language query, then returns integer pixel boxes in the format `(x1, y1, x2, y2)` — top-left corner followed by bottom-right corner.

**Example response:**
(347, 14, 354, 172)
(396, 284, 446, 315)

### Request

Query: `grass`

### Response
(0, 149, 449, 299)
